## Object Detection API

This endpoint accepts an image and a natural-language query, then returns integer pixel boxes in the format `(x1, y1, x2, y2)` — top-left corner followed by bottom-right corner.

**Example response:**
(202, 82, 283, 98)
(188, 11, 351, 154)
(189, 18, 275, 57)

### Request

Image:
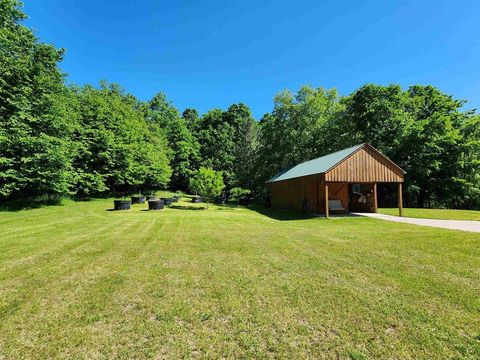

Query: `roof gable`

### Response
(267, 143, 405, 183)
(267, 144, 365, 183)
(325, 144, 405, 182)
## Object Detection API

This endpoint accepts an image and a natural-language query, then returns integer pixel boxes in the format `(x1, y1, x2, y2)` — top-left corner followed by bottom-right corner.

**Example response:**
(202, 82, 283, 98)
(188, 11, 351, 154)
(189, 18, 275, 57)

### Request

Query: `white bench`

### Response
(328, 200, 346, 212)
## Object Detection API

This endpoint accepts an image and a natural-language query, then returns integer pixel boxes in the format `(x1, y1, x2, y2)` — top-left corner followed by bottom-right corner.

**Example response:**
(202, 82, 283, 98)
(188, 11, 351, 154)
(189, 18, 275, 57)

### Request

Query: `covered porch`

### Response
(321, 181, 403, 219)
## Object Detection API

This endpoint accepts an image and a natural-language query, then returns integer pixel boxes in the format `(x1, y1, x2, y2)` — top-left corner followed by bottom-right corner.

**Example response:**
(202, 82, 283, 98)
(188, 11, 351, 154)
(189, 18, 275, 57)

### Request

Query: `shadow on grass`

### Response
(102, 201, 326, 221)
(215, 206, 237, 211)
(0, 197, 65, 212)
(173, 203, 246, 211)
(248, 204, 318, 221)
(170, 205, 207, 211)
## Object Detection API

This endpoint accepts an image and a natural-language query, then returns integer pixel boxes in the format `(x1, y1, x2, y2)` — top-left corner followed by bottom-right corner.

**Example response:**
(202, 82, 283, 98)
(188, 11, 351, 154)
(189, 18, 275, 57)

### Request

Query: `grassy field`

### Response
(0, 198, 479, 359)
(379, 207, 480, 221)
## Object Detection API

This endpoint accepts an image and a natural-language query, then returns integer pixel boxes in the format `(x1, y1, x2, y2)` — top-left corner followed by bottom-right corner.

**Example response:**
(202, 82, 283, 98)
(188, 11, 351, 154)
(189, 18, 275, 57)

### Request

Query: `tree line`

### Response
(1, 0, 479, 209)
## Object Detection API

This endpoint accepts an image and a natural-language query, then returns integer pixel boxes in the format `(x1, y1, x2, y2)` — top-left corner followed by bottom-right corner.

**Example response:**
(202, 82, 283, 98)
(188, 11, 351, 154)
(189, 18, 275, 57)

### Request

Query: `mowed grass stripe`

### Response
(0, 217, 144, 321)
(0, 199, 479, 358)
(0, 214, 134, 267)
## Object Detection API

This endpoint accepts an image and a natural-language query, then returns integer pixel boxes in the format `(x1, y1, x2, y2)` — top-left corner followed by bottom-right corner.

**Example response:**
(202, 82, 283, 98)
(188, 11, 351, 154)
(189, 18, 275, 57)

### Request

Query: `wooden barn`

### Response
(266, 143, 405, 218)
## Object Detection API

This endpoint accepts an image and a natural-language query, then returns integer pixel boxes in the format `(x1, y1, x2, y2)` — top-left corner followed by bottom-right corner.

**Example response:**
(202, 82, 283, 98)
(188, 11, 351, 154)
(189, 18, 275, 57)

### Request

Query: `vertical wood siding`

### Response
(325, 146, 404, 182)
(270, 174, 323, 213)
(270, 174, 349, 214)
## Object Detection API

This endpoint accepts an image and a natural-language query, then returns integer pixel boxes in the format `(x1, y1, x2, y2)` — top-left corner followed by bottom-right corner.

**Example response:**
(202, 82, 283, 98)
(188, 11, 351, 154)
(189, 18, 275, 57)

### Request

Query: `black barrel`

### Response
(161, 197, 173, 206)
(148, 199, 164, 210)
(192, 196, 202, 203)
(131, 196, 145, 204)
(114, 200, 131, 210)
(171, 196, 179, 203)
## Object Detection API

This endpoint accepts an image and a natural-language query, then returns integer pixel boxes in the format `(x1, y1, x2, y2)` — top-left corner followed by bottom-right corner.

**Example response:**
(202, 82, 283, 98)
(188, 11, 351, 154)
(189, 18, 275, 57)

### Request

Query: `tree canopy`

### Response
(71, 83, 171, 196)
(0, 0, 75, 198)
(146, 93, 199, 191)
(1, 0, 479, 209)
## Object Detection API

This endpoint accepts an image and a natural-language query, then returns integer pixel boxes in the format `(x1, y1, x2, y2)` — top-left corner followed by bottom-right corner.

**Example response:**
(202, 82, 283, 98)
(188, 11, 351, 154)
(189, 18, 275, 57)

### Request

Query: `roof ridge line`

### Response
(266, 143, 365, 183)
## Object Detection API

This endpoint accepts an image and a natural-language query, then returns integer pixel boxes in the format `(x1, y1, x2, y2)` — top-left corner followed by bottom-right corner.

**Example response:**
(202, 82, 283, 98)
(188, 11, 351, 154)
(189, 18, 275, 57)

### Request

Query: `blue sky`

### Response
(24, 0, 480, 119)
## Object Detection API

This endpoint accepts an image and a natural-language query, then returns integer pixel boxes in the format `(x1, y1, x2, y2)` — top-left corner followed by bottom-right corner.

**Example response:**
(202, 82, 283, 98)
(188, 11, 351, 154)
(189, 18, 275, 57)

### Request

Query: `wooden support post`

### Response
(324, 182, 329, 219)
(373, 183, 378, 213)
(398, 182, 403, 217)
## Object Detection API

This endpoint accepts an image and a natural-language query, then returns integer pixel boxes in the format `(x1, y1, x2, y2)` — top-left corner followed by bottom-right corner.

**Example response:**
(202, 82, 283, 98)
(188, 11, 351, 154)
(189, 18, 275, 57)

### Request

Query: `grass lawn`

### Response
(379, 207, 480, 221)
(1, 198, 479, 359)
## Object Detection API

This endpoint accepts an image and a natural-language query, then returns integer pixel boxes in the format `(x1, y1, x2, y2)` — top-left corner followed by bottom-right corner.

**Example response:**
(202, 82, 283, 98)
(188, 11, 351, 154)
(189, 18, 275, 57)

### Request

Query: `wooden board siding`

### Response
(325, 146, 404, 183)
(270, 175, 349, 214)
(270, 174, 323, 213)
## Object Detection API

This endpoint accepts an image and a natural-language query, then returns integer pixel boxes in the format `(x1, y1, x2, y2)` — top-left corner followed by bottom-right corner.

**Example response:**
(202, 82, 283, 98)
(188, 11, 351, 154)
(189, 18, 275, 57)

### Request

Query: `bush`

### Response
(189, 168, 225, 208)
(230, 187, 251, 204)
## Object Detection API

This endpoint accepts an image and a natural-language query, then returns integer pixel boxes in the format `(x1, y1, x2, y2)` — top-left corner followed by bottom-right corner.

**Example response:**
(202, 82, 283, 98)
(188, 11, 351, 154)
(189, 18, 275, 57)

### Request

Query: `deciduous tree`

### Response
(189, 167, 225, 208)
(0, 0, 75, 199)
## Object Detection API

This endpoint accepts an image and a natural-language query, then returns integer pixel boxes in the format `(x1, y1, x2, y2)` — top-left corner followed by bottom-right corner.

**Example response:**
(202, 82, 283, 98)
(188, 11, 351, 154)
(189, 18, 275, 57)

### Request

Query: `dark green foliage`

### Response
(0, 1, 479, 209)
(182, 108, 201, 134)
(254, 86, 343, 194)
(196, 103, 257, 189)
(229, 187, 251, 204)
(197, 109, 235, 187)
(257, 84, 480, 209)
(71, 83, 171, 196)
(0, 0, 75, 198)
(338, 84, 478, 208)
(0, 1, 172, 200)
(232, 107, 258, 190)
(189, 167, 225, 207)
(147, 94, 199, 191)
(452, 114, 480, 208)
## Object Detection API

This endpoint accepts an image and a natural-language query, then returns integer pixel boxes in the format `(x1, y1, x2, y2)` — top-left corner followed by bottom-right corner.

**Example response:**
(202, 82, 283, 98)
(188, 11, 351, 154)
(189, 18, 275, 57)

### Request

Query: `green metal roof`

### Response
(267, 144, 365, 183)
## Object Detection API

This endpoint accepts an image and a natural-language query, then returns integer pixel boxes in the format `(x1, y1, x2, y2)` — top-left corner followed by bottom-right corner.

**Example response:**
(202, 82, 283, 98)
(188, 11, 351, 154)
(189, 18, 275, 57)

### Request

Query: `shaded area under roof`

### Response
(267, 144, 365, 183)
